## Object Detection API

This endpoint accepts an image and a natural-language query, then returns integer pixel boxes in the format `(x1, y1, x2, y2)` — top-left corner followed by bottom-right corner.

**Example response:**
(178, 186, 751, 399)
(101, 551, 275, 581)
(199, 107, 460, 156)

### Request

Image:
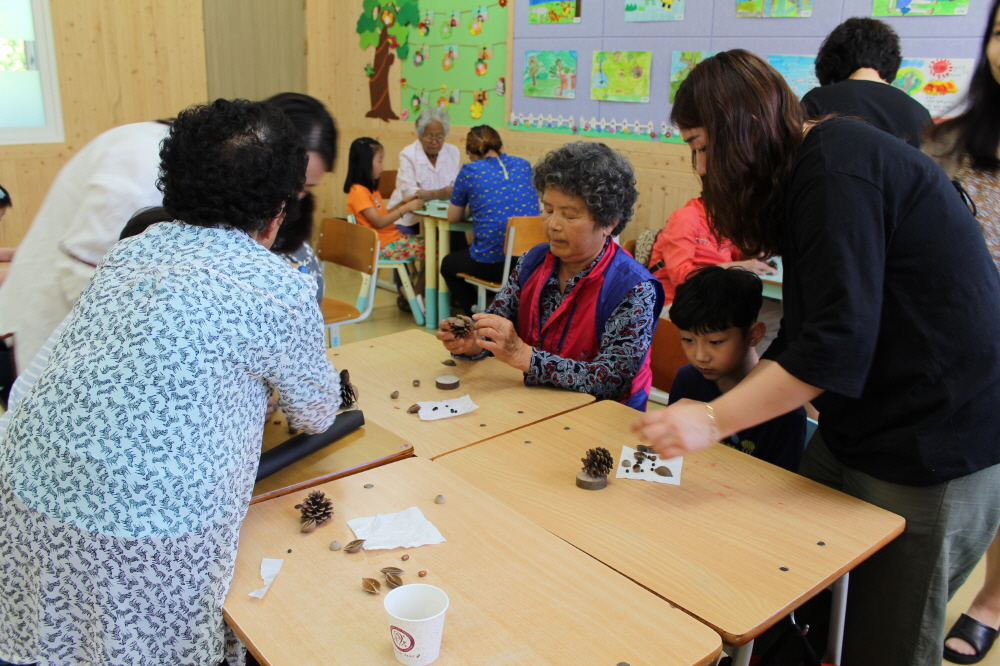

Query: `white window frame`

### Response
(0, 0, 64, 145)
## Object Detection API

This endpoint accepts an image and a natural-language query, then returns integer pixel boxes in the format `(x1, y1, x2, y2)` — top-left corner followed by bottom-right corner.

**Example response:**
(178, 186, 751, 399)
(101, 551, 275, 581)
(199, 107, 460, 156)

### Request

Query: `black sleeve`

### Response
(773, 172, 886, 398)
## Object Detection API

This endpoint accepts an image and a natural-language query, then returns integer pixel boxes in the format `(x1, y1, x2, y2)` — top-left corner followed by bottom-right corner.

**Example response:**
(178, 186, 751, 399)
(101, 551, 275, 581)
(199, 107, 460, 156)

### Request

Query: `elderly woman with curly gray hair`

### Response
(437, 141, 665, 410)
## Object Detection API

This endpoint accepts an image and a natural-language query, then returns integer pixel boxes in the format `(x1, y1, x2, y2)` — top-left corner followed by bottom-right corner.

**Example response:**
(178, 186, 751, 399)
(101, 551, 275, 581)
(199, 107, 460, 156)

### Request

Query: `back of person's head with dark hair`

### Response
(158, 98, 305, 234)
(671, 50, 805, 258)
(270, 193, 314, 254)
(343, 137, 383, 194)
(814, 18, 902, 85)
(532, 141, 637, 236)
(466, 125, 503, 157)
(264, 92, 337, 170)
(0, 182, 10, 209)
(669, 265, 763, 336)
(926, 0, 1000, 172)
(119, 206, 173, 241)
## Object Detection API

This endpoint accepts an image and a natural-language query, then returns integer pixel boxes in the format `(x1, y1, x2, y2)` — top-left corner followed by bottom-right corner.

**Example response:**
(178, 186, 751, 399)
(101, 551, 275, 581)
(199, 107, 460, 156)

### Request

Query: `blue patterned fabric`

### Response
(450, 154, 539, 263)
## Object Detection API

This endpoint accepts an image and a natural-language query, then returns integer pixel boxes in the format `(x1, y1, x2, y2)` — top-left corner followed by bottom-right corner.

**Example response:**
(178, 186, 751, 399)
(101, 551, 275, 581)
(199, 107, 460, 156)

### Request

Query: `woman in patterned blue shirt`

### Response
(441, 125, 539, 315)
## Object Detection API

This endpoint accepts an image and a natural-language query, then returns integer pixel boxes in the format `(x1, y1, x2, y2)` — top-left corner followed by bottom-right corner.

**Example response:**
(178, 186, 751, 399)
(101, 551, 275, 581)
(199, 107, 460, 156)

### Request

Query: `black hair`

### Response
(343, 137, 383, 194)
(158, 98, 305, 234)
(119, 206, 173, 240)
(0, 182, 10, 208)
(814, 17, 902, 85)
(925, 0, 1000, 172)
(270, 192, 315, 254)
(532, 141, 637, 236)
(264, 92, 337, 170)
(669, 265, 763, 336)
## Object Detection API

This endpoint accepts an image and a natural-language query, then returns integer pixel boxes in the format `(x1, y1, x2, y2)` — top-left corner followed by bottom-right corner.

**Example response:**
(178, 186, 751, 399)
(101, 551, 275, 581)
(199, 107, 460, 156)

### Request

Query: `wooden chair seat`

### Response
(320, 298, 361, 324)
(456, 272, 502, 289)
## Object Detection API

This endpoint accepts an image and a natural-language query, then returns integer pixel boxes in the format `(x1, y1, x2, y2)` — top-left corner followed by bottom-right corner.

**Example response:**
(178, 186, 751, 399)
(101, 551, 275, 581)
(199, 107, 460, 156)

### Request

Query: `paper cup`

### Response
(384, 584, 449, 665)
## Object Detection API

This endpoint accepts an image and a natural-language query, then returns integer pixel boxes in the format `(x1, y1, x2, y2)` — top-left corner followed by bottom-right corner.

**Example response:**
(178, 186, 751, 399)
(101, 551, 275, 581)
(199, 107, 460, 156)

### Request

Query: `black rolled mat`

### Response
(256, 410, 366, 482)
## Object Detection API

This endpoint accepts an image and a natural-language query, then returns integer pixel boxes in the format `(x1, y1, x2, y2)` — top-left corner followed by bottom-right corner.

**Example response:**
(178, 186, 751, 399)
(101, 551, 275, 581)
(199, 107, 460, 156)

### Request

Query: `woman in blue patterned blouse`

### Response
(441, 125, 539, 315)
(0, 99, 342, 666)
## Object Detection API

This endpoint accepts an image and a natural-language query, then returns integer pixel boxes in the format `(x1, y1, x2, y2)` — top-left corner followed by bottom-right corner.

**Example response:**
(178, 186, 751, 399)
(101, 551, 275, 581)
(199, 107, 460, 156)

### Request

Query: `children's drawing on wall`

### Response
(670, 51, 716, 102)
(442, 45, 459, 71)
(625, 0, 686, 22)
(872, 0, 968, 14)
(523, 50, 577, 98)
(892, 57, 974, 119)
(737, 0, 812, 17)
(528, 0, 582, 24)
(591, 51, 652, 103)
(768, 55, 819, 100)
(356, 0, 421, 120)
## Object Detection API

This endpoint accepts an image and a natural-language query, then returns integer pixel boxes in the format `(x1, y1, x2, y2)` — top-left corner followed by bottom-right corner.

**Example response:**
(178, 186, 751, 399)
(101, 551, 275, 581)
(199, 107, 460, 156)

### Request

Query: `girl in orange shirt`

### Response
(344, 138, 425, 260)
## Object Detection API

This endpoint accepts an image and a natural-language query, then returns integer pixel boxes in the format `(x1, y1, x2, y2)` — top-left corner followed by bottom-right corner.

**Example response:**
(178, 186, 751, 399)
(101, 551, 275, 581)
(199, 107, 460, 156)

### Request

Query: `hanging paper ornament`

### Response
(364, 63, 375, 78)
(469, 19, 482, 35)
(418, 21, 429, 36)
(440, 22, 451, 38)
(475, 59, 488, 76)
(470, 100, 484, 120)
(413, 48, 425, 67)
(449, 12, 460, 27)
(423, 10, 434, 25)
(495, 77, 506, 96)
(387, 34, 400, 49)
(400, 109, 409, 121)
(449, 90, 460, 104)
(411, 94, 422, 110)
(437, 96, 449, 108)
(499, 0, 507, 6)
(421, 94, 430, 105)
(479, 46, 493, 60)
(476, 6, 490, 21)
(380, 9, 395, 27)
(443, 53, 454, 71)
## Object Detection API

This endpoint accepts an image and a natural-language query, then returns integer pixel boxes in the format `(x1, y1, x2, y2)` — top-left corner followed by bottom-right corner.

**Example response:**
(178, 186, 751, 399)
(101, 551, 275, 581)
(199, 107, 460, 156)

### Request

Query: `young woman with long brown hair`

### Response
(633, 49, 1000, 665)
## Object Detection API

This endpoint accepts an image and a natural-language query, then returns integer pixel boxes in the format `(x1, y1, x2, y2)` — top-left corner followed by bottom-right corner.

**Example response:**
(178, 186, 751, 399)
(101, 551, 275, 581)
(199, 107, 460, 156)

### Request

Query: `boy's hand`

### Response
(472, 313, 533, 372)
(437, 319, 482, 356)
(631, 399, 717, 459)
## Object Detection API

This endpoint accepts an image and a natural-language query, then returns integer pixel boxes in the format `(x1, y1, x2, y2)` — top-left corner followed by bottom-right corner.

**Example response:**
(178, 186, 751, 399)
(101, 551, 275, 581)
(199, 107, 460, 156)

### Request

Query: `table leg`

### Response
(823, 572, 848, 665)
(722, 640, 754, 666)
(438, 223, 452, 320)
(424, 217, 438, 329)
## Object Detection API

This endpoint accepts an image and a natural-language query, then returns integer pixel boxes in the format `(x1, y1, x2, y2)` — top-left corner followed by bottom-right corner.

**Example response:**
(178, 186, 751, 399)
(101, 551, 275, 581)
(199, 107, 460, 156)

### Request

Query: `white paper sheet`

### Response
(615, 445, 683, 485)
(417, 395, 479, 421)
(347, 506, 446, 550)
(249, 558, 283, 598)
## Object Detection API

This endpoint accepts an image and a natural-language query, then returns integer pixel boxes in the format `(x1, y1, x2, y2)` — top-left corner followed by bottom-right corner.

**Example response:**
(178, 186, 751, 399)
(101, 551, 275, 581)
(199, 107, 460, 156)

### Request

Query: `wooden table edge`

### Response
(428, 398, 596, 461)
(249, 447, 415, 504)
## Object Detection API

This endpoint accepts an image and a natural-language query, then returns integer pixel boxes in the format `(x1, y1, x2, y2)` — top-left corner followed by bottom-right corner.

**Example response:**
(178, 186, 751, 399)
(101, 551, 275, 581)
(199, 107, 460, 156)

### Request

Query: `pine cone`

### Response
(340, 369, 359, 408)
(444, 315, 475, 339)
(581, 447, 614, 477)
(299, 490, 334, 526)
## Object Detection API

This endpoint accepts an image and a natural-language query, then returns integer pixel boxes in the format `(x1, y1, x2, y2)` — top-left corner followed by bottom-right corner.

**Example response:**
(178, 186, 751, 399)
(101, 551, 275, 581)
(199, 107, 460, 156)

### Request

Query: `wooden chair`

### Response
(316, 218, 380, 347)
(622, 238, 637, 256)
(648, 317, 688, 405)
(347, 214, 424, 326)
(458, 216, 547, 312)
(378, 169, 397, 201)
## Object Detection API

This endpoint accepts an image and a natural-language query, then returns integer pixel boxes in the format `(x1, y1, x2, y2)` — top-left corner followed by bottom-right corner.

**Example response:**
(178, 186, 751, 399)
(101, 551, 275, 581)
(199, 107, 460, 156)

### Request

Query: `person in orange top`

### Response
(649, 195, 775, 303)
(344, 137, 425, 260)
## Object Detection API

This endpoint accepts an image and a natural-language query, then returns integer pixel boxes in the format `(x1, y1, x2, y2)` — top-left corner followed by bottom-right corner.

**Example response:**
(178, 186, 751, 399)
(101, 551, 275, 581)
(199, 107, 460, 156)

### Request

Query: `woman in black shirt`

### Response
(635, 50, 1000, 665)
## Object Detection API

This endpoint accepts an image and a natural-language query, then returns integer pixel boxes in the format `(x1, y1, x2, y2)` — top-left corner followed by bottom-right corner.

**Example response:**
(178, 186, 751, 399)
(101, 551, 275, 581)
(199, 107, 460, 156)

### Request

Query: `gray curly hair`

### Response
(415, 107, 451, 138)
(532, 141, 637, 236)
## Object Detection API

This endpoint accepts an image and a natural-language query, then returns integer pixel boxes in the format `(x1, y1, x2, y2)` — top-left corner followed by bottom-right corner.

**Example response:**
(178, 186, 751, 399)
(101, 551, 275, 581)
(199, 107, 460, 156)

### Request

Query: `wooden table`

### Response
(327, 330, 594, 459)
(252, 412, 413, 503)
(435, 401, 905, 665)
(225, 457, 722, 666)
(415, 203, 474, 328)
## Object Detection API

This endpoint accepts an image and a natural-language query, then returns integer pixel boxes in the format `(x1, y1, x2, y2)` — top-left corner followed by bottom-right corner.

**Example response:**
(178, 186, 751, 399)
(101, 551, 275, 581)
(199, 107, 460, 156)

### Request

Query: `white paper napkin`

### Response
(249, 558, 283, 598)
(417, 395, 479, 421)
(347, 507, 446, 550)
(615, 445, 683, 485)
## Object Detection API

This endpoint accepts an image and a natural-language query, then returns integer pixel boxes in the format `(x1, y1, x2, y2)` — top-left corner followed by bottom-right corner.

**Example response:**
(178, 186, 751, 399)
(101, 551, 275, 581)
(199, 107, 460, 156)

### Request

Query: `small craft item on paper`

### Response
(249, 558, 283, 598)
(616, 445, 683, 485)
(417, 395, 478, 421)
(347, 507, 446, 550)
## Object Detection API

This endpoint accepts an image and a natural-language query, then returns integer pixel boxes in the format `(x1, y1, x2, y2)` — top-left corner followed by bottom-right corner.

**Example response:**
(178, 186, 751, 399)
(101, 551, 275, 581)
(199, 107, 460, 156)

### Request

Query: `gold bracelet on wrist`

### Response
(706, 403, 719, 443)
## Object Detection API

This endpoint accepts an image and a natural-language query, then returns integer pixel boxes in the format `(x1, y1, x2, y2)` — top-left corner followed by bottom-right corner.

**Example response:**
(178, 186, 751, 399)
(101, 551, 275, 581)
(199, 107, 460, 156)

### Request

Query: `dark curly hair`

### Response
(814, 18, 902, 86)
(158, 98, 306, 234)
(532, 141, 637, 236)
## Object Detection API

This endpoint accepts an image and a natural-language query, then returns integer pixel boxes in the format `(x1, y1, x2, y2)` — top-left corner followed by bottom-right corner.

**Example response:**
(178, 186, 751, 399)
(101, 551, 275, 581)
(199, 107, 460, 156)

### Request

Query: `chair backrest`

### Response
(506, 216, 547, 256)
(378, 169, 397, 200)
(622, 238, 637, 256)
(317, 217, 379, 276)
(650, 316, 689, 392)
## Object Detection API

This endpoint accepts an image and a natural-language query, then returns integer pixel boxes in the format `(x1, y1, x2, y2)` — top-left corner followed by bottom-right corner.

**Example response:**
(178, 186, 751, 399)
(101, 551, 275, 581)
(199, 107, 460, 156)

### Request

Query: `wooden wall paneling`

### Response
(0, 0, 207, 248)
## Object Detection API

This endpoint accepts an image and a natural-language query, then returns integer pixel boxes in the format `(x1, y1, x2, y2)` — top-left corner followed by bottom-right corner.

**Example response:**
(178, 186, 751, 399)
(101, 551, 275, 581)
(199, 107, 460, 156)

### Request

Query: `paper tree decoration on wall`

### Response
(357, 0, 421, 120)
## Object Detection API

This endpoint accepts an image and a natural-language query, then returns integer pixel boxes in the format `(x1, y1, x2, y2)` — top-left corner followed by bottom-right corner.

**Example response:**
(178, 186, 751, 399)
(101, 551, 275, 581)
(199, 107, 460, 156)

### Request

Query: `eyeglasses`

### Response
(422, 134, 446, 142)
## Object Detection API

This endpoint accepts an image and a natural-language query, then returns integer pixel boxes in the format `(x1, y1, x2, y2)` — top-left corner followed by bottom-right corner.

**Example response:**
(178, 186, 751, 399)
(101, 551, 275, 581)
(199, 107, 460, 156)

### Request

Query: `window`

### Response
(0, 0, 63, 145)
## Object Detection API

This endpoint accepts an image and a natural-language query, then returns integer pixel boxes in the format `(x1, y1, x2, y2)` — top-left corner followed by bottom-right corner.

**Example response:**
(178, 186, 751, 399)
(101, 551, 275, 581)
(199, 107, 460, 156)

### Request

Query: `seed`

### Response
(381, 567, 404, 575)
(654, 466, 673, 477)
(434, 495, 446, 504)
(300, 519, 317, 533)
(390, 391, 399, 399)
(344, 539, 366, 553)
(362, 577, 381, 594)
(386, 573, 403, 588)
(401, 554, 410, 561)
(413, 379, 420, 387)
(632, 464, 641, 473)
(330, 541, 342, 551)
(364, 484, 373, 489)
(441, 359, 457, 366)
(274, 420, 281, 425)
(418, 570, 427, 577)
(407, 404, 420, 414)
(294, 504, 303, 510)
(287, 549, 292, 553)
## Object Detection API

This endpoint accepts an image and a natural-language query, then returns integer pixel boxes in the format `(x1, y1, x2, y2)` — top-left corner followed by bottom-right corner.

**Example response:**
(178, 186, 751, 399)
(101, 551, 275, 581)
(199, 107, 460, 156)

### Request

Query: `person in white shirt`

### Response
(388, 107, 461, 233)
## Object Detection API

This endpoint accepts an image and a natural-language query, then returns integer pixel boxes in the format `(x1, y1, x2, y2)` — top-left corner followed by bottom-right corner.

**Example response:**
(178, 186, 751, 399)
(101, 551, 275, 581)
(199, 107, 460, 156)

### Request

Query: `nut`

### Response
(300, 519, 317, 533)
(441, 359, 457, 366)
(390, 391, 399, 399)
(434, 495, 446, 504)
(413, 379, 420, 387)
(362, 577, 381, 594)
(381, 567, 404, 575)
(402, 554, 410, 561)
(407, 404, 420, 414)
(344, 539, 366, 553)
(330, 541, 342, 551)
(386, 573, 403, 588)
(418, 570, 427, 577)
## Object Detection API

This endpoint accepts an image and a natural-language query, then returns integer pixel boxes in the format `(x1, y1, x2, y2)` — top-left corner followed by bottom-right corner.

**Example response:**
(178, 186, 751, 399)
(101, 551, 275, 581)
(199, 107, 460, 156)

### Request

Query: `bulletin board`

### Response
(507, 0, 991, 144)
